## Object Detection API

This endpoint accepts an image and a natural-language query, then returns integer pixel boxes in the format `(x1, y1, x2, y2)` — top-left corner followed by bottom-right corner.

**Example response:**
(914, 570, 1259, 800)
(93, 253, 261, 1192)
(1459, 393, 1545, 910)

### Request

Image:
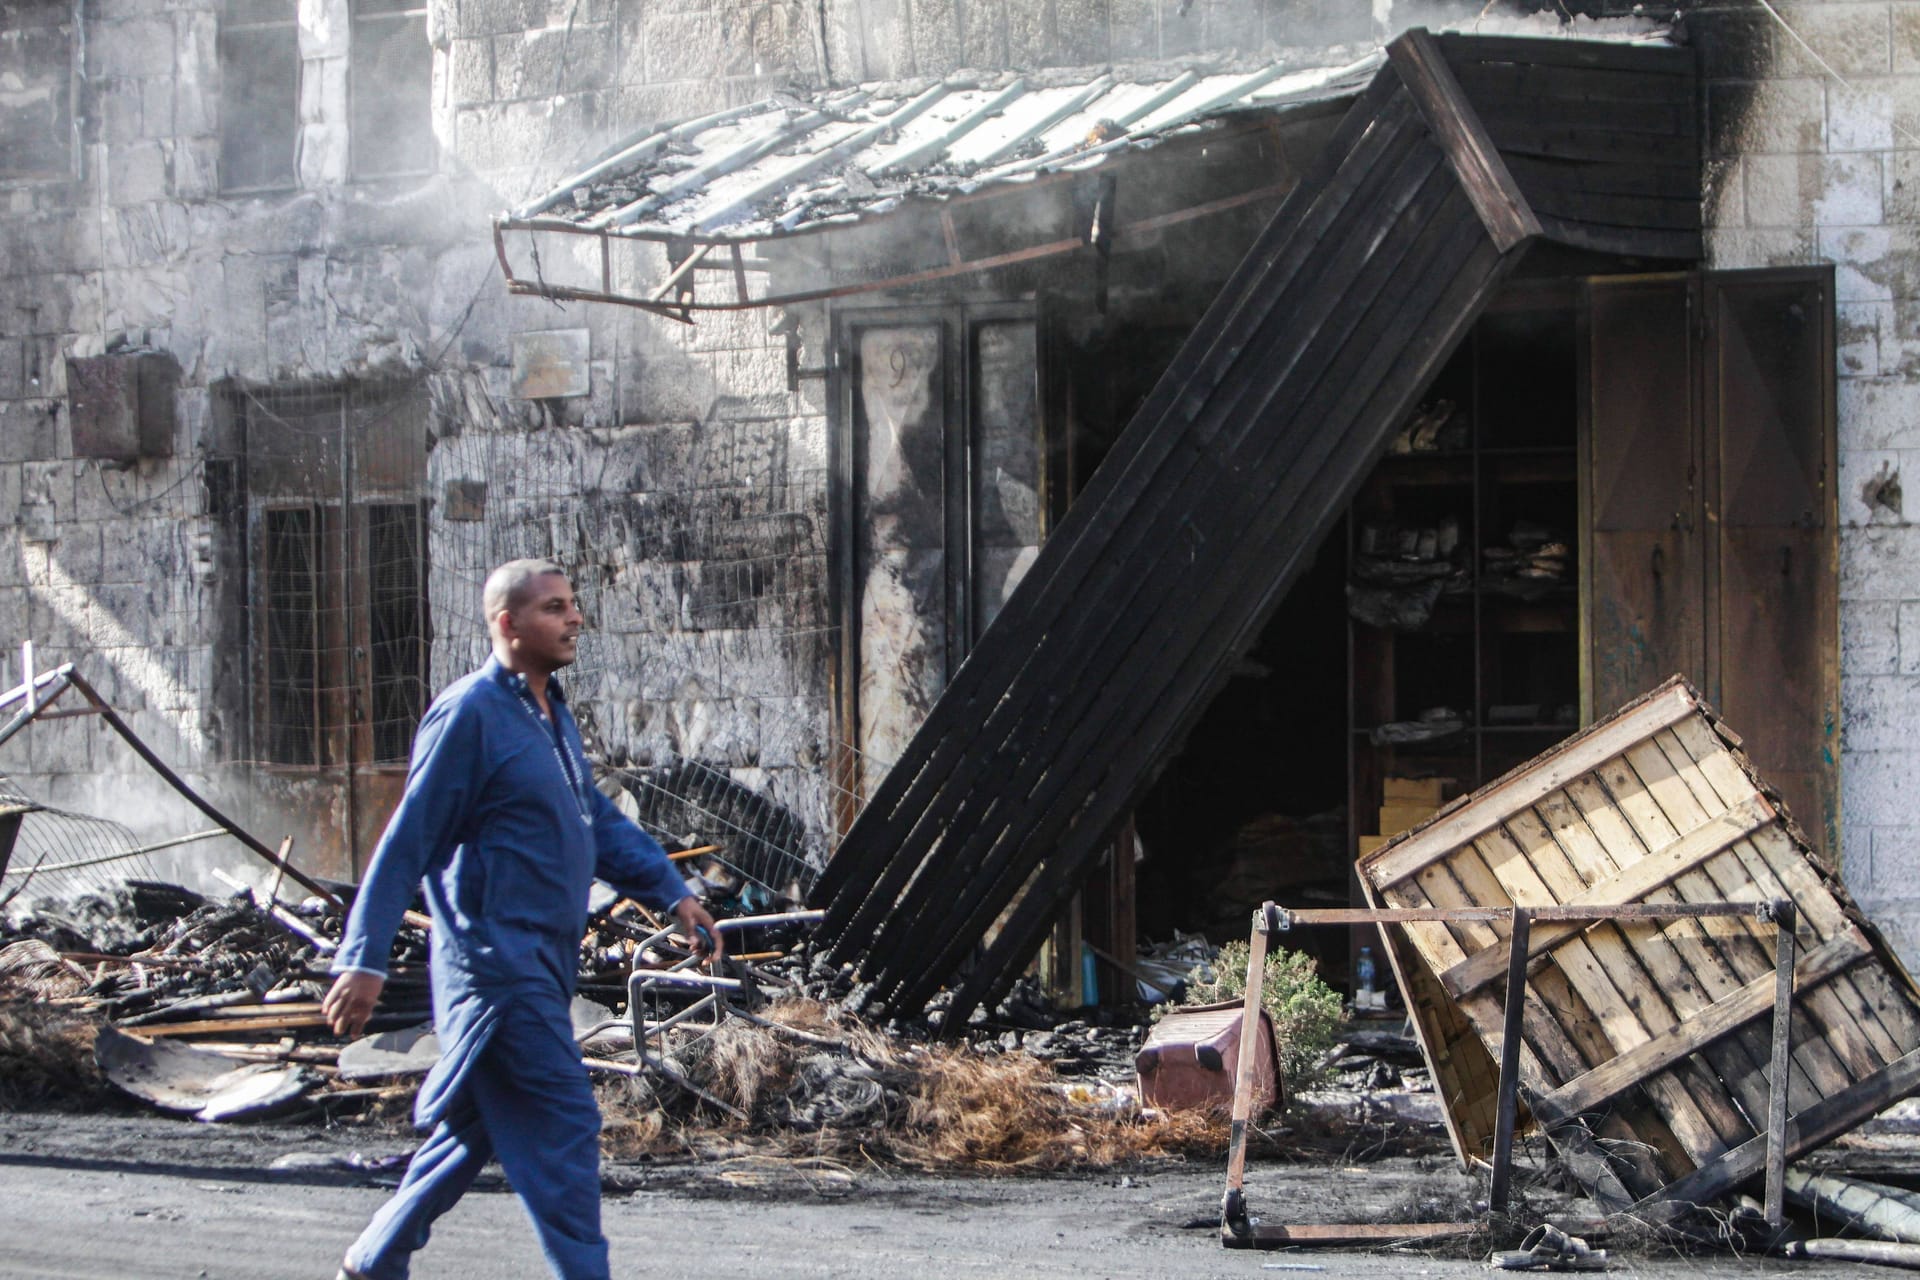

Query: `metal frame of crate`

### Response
(1217, 897, 1794, 1250)
(1342, 676, 1920, 1233)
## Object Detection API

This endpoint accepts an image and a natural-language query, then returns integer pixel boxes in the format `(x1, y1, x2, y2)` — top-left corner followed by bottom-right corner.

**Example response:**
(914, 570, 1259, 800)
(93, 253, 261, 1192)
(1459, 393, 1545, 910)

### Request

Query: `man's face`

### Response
(503, 573, 582, 673)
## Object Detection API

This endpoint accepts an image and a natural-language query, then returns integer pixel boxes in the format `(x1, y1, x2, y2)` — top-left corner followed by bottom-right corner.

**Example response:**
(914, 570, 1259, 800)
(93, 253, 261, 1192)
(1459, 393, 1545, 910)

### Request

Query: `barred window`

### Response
(257, 501, 428, 766)
(241, 384, 429, 769)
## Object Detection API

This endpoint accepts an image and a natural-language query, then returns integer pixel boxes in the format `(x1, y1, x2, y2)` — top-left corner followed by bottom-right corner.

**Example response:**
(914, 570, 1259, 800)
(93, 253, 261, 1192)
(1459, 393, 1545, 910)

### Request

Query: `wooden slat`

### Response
(1437, 32, 1697, 77)
(1389, 28, 1541, 252)
(1440, 794, 1774, 997)
(1386, 919, 1499, 1163)
(1405, 846, 1678, 1197)
(1521, 189, 1701, 232)
(1601, 740, 1835, 1112)
(1527, 785, 1791, 1131)
(1396, 867, 1558, 1092)
(1667, 715, 1920, 1055)
(1505, 154, 1699, 200)
(1732, 830, 1911, 1065)
(1450, 59, 1696, 106)
(143, 1013, 331, 1037)
(1574, 758, 1843, 1109)
(1363, 680, 1696, 889)
(1475, 95, 1696, 141)
(1494, 802, 1777, 1141)
(1632, 732, 1884, 1087)
(1635, 1047, 1920, 1225)
(1540, 770, 1786, 1176)
(1461, 824, 1747, 1158)
(1532, 928, 1872, 1127)
(1531, 214, 1701, 262)
(1482, 118, 1697, 163)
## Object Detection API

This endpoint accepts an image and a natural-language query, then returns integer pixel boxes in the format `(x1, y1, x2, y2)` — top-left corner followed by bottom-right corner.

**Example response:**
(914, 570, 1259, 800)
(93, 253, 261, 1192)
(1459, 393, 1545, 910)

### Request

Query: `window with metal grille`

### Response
(219, 0, 299, 192)
(240, 382, 429, 770)
(257, 501, 428, 767)
(349, 0, 434, 179)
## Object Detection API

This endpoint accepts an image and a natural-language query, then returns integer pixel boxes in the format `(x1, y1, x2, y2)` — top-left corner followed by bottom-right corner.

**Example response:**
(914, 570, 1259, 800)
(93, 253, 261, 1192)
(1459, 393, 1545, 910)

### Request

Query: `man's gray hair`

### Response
(483, 558, 569, 620)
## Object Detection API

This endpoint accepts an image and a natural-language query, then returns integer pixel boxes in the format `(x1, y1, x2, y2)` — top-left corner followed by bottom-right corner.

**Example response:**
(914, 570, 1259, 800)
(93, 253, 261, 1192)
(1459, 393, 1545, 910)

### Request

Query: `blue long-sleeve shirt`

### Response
(332, 657, 688, 1124)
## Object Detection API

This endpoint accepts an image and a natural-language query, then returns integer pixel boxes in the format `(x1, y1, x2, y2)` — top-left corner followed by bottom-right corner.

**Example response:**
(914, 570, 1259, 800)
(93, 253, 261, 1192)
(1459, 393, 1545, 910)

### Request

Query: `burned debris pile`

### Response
(2, 874, 1431, 1173)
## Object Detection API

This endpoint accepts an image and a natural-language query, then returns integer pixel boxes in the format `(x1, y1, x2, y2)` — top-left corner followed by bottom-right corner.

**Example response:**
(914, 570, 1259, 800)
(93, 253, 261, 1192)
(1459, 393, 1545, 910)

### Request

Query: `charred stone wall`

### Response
(0, 0, 835, 883)
(0, 0, 1400, 889)
(1682, 0, 1920, 958)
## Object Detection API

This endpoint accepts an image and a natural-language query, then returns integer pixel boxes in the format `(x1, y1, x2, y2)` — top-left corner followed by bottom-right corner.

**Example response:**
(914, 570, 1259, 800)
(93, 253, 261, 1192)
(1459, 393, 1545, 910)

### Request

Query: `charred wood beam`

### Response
(811, 67, 1414, 918)
(811, 31, 1700, 1024)
(863, 118, 1463, 1007)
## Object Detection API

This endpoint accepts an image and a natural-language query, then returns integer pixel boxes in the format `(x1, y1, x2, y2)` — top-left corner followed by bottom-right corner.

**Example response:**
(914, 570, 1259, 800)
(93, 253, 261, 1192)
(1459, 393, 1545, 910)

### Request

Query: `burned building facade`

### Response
(7, 0, 1920, 984)
(0, 0, 1373, 891)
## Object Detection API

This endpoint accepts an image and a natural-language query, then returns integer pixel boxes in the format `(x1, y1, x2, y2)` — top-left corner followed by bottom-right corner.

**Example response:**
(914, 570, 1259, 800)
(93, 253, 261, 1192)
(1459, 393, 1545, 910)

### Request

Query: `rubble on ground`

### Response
(0, 881, 1449, 1174)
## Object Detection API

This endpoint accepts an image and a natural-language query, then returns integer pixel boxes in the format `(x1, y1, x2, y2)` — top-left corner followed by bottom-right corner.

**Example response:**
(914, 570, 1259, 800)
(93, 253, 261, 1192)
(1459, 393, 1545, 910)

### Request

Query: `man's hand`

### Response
(673, 896, 726, 967)
(322, 970, 386, 1039)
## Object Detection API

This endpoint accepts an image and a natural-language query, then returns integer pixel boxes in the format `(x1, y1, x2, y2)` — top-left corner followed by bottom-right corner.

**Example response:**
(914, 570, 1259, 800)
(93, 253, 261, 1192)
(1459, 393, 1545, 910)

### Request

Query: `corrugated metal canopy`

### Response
(511, 52, 1388, 242)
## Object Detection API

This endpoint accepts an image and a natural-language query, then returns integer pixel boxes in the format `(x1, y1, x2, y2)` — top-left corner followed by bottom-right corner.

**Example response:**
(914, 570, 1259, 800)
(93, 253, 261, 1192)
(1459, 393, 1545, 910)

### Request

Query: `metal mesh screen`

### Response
(610, 757, 815, 902)
(0, 776, 162, 906)
(367, 502, 427, 764)
(263, 506, 320, 766)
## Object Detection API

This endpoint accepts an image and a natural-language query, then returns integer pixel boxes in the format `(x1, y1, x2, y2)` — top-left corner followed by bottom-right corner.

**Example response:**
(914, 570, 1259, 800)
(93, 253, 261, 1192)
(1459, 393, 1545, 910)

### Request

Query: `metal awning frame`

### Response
(492, 107, 1348, 320)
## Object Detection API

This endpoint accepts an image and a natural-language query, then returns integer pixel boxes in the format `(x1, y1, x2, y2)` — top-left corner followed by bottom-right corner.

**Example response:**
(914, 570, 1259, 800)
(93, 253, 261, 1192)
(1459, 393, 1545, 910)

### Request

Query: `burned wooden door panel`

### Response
(1584, 270, 1836, 860)
(852, 324, 950, 803)
(836, 310, 1045, 810)
(0, 809, 22, 883)
(970, 319, 1043, 639)
(1704, 269, 1839, 858)
(1586, 277, 1702, 716)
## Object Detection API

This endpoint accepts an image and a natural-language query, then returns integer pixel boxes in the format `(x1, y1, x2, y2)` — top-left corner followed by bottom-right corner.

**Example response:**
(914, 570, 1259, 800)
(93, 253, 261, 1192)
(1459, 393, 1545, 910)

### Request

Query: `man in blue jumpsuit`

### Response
(322, 558, 723, 1280)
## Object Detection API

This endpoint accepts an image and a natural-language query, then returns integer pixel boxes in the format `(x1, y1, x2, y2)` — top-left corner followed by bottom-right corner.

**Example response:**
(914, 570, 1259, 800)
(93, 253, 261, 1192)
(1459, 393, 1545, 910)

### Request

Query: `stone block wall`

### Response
(0, 0, 835, 883)
(0, 0, 1539, 888)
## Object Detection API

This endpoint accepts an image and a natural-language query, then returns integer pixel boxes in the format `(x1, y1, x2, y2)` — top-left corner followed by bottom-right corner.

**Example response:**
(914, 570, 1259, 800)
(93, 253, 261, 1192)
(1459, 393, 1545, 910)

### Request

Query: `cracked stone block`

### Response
(1774, 4, 1891, 78)
(108, 140, 171, 206)
(88, 17, 175, 78)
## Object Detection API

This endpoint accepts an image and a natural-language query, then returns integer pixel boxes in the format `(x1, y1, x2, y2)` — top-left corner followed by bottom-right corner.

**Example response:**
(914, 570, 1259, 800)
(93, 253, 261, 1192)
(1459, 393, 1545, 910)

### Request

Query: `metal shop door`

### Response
(239, 383, 429, 879)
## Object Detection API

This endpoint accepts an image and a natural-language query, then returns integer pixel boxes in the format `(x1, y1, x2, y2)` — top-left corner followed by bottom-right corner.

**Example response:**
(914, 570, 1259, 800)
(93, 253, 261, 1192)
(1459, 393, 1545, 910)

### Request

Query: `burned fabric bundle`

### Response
(0, 988, 110, 1109)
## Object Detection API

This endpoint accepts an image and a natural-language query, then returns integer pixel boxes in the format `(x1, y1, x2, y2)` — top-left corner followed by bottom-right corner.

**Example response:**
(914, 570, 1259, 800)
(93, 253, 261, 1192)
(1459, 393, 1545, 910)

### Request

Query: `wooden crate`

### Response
(1358, 676, 1920, 1215)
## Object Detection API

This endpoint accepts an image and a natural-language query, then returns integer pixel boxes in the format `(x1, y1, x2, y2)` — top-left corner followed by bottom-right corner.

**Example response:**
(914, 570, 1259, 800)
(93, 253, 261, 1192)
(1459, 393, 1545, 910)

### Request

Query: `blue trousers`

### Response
(345, 999, 609, 1280)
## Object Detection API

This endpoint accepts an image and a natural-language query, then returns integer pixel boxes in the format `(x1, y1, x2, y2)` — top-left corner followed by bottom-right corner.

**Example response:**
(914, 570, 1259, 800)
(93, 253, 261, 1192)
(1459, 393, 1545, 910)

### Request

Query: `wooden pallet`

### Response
(1358, 675, 1920, 1217)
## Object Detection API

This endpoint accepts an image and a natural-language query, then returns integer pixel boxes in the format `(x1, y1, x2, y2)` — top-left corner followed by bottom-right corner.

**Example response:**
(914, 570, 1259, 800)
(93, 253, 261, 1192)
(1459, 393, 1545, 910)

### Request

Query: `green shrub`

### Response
(1161, 939, 1347, 1090)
